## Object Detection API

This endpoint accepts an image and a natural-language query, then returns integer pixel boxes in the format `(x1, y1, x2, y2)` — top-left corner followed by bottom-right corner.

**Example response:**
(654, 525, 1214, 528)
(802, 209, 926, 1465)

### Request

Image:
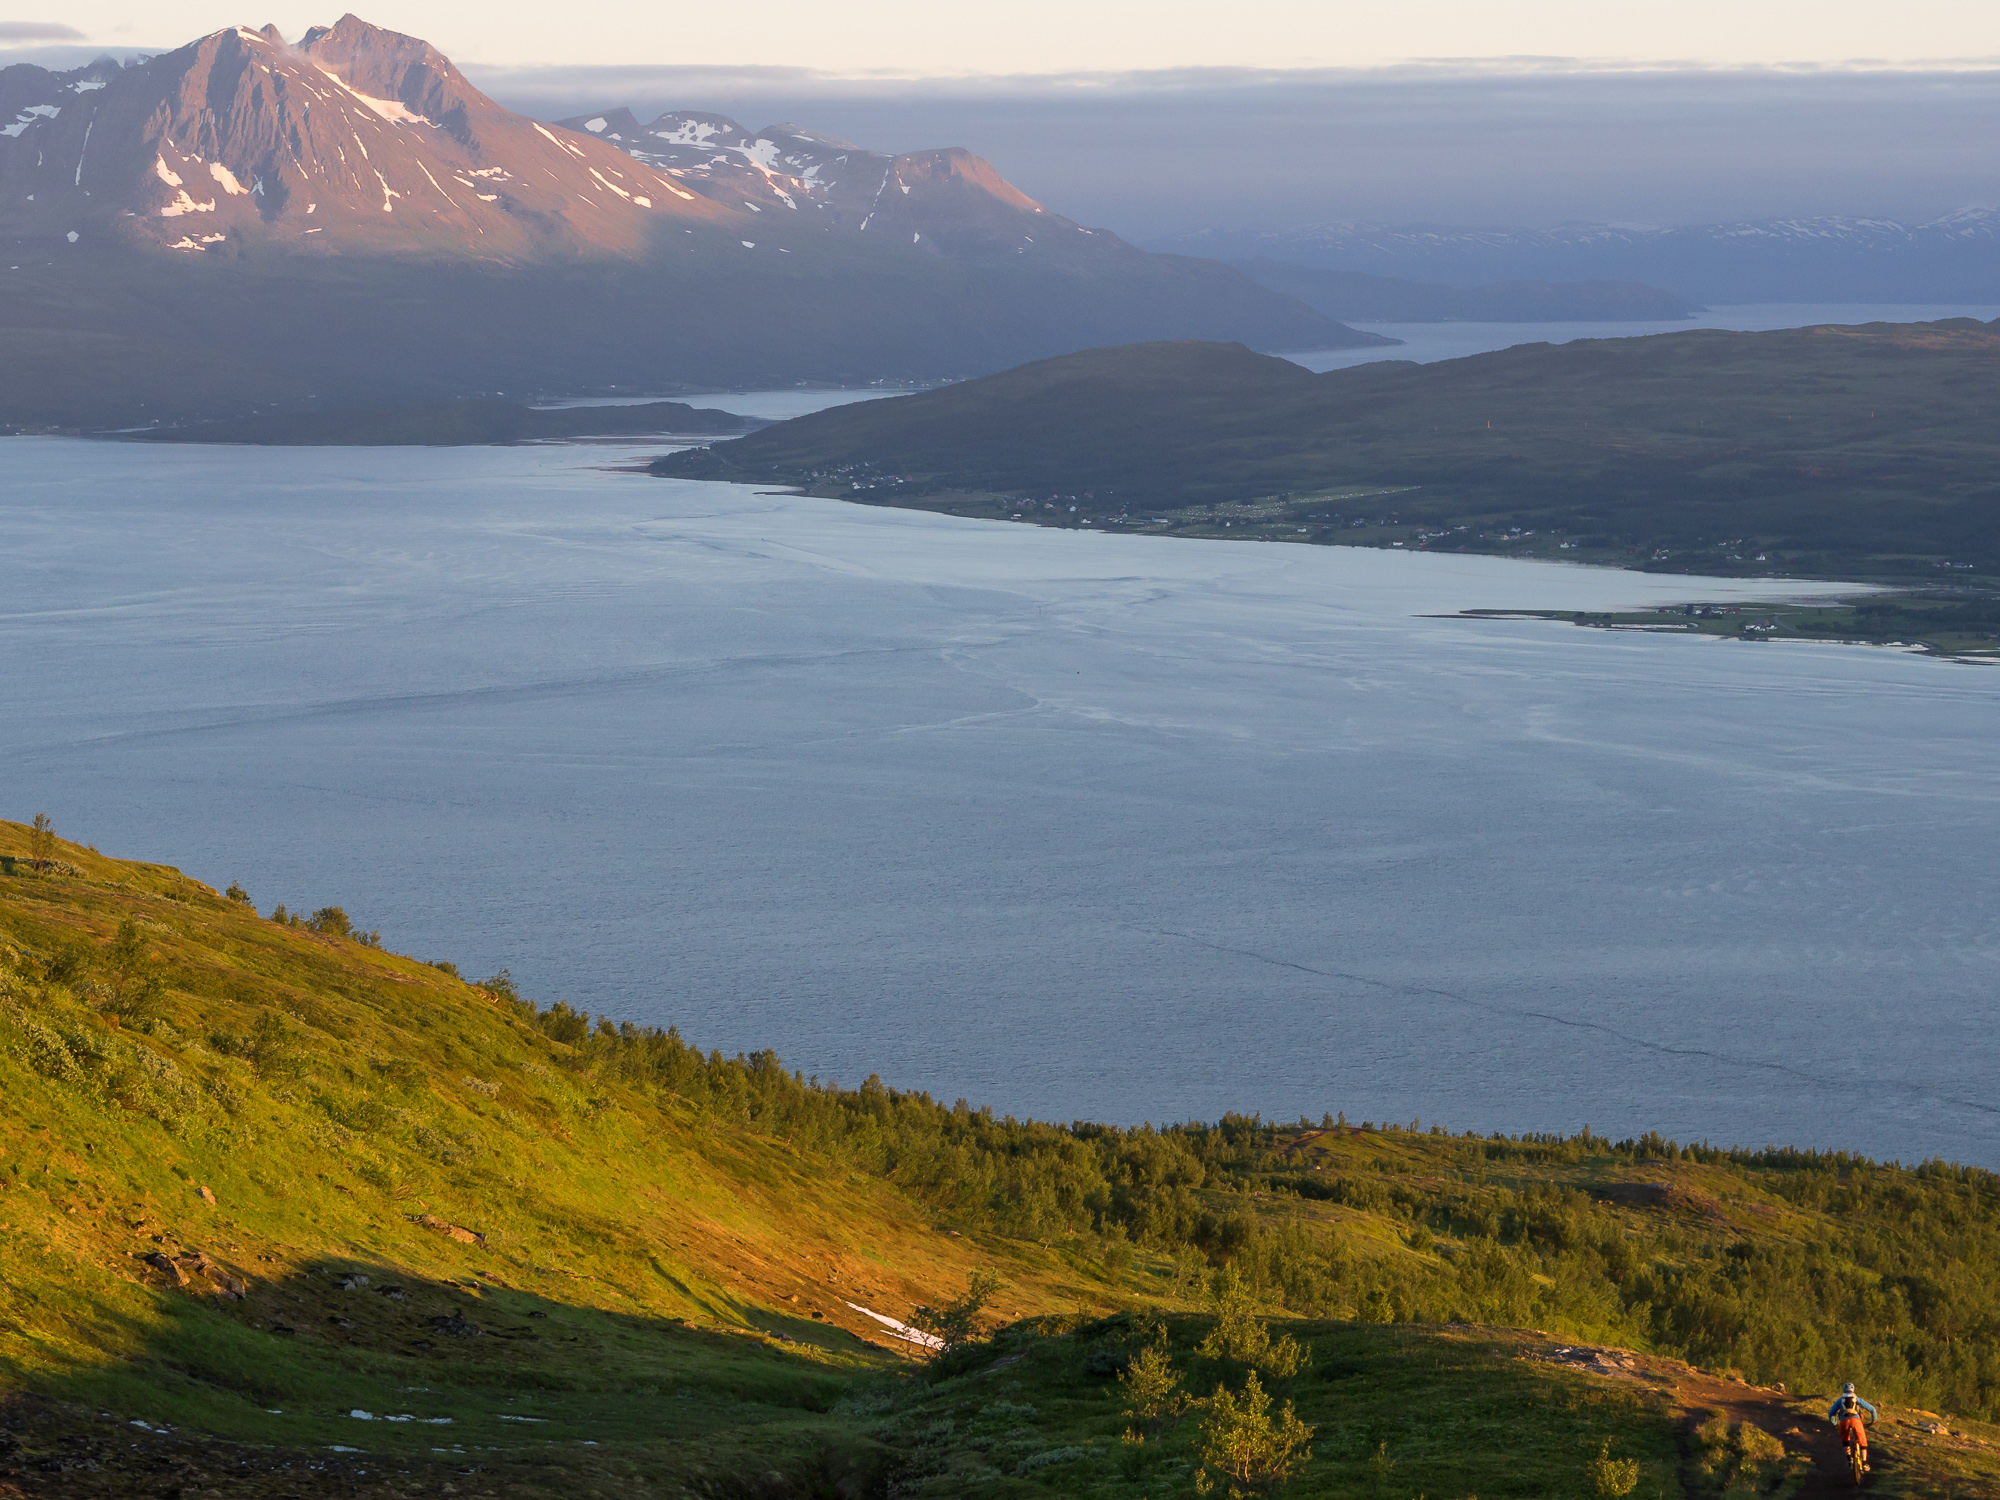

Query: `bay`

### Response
(3, 435, 1995, 1166)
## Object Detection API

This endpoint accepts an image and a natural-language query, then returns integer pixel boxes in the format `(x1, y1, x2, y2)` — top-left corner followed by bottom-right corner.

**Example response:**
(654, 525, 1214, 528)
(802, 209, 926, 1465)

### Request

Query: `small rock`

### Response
(334, 1274, 370, 1290)
(143, 1252, 188, 1286)
(432, 1312, 482, 1338)
(375, 1285, 407, 1301)
(409, 1213, 485, 1246)
(198, 1186, 216, 1205)
(328, 1316, 355, 1330)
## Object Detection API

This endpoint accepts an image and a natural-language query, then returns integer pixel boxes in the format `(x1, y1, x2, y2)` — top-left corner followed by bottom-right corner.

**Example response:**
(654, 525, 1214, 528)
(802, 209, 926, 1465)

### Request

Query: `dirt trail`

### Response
(1526, 1338, 2000, 1498)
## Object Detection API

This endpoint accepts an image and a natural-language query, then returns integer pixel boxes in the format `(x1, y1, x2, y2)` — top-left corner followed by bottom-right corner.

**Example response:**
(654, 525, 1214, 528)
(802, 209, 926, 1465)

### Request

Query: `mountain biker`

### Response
(1827, 1383, 1878, 1472)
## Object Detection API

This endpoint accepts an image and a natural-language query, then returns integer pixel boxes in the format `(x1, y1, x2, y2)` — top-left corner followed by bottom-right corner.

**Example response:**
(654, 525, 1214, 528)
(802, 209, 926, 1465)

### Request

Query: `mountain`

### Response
(0, 16, 735, 260)
(557, 106, 1254, 275)
(1228, 260, 1697, 322)
(2, 816, 1998, 1496)
(654, 320, 2000, 584)
(0, 18, 1362, 429)
(1152, 212, 2000, 303)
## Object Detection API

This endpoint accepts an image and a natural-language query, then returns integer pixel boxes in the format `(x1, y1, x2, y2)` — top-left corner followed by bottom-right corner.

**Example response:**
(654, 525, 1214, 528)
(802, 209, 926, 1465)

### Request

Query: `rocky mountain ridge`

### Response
(556, 106, 1166, 270)
(0, 15, 739, 261)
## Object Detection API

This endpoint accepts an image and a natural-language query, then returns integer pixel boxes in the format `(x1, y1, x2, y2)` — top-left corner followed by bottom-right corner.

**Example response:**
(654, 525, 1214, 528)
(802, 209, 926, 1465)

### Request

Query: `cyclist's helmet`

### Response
(1843, 1383, 1857, 1396)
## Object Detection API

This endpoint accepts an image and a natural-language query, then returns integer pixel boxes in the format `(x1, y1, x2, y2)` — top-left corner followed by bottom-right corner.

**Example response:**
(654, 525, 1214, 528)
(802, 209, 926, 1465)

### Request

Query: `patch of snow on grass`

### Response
(844, 1302, 944, 1350)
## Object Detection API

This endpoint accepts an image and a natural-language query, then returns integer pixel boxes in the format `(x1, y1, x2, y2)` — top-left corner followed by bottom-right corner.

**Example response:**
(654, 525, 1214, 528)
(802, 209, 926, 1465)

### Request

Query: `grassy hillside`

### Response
(3, 818, 1998, 1497)
(653, 324, 2000, 585)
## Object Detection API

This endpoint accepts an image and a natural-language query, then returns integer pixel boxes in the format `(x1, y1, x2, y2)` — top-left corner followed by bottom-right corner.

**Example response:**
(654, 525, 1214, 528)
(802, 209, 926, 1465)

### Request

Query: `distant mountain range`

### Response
(1226, 261, 1697, 322)
(1152, 214, 2000, 304)
(555, 108, 1121, 271)
(0, 17, 1365, 428)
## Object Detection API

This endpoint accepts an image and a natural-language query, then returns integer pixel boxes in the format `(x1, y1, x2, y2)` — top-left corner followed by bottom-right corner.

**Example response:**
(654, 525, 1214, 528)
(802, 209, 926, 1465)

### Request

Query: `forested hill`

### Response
(653, 320, 2000, 584)
(3, 818, 1998, 1495)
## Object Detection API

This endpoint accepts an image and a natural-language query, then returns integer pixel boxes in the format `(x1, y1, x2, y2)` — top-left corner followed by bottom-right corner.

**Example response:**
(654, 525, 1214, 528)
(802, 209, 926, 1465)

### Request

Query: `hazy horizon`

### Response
(8, 38, 1998, 239)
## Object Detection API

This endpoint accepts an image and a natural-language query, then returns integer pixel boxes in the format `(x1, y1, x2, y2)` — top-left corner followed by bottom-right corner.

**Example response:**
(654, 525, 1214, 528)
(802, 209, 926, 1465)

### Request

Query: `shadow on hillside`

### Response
(4, 1252, 897, 1499)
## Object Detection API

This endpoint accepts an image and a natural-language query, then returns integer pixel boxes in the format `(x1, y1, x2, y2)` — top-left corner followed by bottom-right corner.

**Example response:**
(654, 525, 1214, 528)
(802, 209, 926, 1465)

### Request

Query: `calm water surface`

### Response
(4, 436, 1995, 1165)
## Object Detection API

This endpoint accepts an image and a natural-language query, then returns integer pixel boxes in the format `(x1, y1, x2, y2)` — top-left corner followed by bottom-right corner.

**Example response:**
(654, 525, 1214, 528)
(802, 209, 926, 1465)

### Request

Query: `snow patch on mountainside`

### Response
(312, 64, 434, 127)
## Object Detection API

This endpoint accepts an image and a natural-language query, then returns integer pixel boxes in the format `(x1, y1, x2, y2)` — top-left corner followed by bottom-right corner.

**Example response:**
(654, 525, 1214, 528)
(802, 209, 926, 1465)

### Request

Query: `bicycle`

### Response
(1841, 1424, 1868, 1486)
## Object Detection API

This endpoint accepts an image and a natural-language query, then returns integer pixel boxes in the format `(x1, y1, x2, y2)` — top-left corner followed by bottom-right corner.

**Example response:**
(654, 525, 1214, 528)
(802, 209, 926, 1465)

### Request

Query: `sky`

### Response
(13, 0, 2000, 75)
(6, 4, 1998, 236)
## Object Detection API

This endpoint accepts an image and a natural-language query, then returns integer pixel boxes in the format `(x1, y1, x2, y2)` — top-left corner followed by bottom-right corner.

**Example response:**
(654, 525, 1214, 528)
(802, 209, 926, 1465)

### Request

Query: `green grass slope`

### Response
(3, 819, 1998, 1497)
(653, 323, 2000, 584)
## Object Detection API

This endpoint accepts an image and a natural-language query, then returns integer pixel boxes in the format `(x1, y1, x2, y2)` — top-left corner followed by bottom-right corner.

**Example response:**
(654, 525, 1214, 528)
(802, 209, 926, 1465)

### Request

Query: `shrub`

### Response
(1591, 1439, 1641, 1497)
(1691, 1416, 1794, 1494)
(1198, 1265, 1270, 1364)
(11, 1014, 81, 1081)
(909, 1269, 1002, 1357)
(1017, 1446, 1085, 1474)
(538, 1001, 591, 1046)
(1193, 1370, 1313, 1497)
(250, 1009, 304, 1079)
(1119, 1342, 1189, 1440)
(480, 968, 520, 1002)
(41, 940, 92, 987)
(28, 814, 55, 873)
(1197, 1266, 1308, 1375)
(224, 882, 252, 905)
(306, 906, 352, 938)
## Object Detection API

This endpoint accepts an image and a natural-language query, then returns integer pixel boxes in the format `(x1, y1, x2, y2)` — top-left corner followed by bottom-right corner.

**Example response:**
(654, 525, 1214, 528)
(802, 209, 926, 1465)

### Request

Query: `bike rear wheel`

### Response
(1849, 1440, 1866, 1485)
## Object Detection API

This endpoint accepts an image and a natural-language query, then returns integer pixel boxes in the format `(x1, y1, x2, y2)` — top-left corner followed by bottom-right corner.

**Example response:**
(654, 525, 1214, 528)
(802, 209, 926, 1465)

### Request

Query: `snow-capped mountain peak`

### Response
(0, 14, 735, 258)
(557, 107, 1095, 263)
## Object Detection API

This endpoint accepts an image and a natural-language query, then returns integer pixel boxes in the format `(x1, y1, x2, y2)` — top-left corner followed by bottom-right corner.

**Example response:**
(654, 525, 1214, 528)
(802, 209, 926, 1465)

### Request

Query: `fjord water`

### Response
(5, 437, 1996, 1168)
